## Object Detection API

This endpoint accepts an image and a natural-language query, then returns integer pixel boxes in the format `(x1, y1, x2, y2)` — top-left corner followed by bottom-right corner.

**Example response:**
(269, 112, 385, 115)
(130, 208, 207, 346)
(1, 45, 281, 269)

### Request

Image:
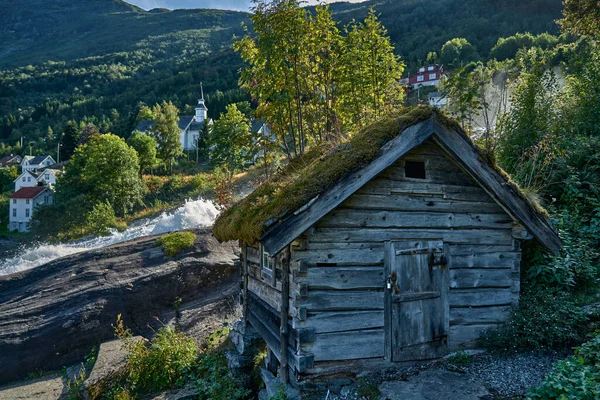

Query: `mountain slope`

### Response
(327, 0, 563, 69)
(0, 0, 249, 68)
(0, 0, 564, 155)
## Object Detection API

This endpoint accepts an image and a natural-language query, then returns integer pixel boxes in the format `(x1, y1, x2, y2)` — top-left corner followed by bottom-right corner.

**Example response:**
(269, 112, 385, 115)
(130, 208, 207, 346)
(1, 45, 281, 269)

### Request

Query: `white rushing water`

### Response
(0, 199, 220, 276)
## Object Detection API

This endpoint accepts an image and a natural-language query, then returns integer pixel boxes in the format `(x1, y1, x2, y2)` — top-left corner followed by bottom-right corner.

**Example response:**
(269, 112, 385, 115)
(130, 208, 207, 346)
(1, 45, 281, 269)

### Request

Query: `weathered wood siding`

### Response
(291, 140, 522, 372)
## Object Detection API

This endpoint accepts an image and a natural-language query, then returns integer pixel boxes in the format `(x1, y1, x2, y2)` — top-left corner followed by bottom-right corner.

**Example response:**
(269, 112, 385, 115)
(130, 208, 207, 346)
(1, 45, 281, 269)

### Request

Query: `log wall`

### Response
(245, 140, 524, 378)
(290, 141, 523, 375)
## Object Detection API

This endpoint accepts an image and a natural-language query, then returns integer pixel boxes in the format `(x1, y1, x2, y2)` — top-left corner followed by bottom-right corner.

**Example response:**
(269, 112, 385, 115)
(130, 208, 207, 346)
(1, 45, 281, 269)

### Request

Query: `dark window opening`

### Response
(405, 161, 427, 179)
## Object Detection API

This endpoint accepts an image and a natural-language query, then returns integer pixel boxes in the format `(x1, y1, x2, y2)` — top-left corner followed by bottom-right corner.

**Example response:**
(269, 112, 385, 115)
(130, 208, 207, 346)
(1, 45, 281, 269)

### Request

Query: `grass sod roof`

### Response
(213, 106, 551, 246)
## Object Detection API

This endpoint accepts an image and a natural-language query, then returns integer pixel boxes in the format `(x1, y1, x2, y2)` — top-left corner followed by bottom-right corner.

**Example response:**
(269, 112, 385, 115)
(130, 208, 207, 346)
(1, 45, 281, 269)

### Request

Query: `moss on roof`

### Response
(213, 106, 550, 245)
(213, 106, 435, 244)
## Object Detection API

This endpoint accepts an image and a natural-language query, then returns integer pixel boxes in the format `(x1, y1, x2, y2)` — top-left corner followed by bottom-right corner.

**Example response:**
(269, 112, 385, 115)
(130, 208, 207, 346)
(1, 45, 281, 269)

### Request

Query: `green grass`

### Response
(157, 231, 197, 257)
(213, 107, 436, 245)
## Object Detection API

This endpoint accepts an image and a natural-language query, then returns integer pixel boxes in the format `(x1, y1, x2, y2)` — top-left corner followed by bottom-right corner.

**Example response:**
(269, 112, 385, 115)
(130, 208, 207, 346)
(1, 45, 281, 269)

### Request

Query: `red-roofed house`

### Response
(8, 186, 53, 232)
(403, 64, 446, 89)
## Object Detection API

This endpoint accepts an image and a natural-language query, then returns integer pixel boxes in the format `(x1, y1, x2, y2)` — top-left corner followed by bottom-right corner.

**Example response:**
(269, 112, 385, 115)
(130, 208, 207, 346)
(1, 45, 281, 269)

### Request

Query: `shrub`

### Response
(480, 288, 588, 352)
(193, 351, 250, 400)
(114, 315, 198, 395)
(527, 332, 600, 399)
(356, 379, 381, 400)
(157, 231, 197, 257)
(448, 351, 471, 366)
(85, 202, 126, 236)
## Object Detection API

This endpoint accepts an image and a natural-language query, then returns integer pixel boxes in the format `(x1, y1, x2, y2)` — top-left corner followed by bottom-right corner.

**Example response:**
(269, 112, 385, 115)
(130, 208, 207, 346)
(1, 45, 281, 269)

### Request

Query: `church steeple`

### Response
(195, 82, 208, 122)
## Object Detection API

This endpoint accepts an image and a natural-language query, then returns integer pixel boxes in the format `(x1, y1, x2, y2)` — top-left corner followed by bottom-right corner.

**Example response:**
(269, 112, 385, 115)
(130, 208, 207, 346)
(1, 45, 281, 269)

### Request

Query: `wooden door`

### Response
(384, 240, 449, 362)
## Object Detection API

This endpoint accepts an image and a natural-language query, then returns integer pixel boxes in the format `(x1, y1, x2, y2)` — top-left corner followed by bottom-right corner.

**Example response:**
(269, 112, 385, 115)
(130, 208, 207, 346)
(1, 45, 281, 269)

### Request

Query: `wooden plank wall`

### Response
(244, 244, 315, 374)
(290, 141, 522, 374)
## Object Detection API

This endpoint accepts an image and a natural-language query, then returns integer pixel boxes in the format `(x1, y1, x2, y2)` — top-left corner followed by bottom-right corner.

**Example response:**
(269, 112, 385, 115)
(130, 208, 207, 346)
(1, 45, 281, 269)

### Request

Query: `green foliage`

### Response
(498, 48, 558, 175)
(269, 385, 288, 400)
(440, 37, 478, 67)
(62, 121, 81, 161)
(209, 104, 253, 175)
(193, 351, 250, 400)
(85, 202, 126, 236)
(236, 3, 404, 156)
(480, 289, 588, 352)
(213, 106, 435, 244)
(157, 231, 197, 257)
(127, 131, 159, 174)
(559, 0, 600, 38)
(56, 133, 144, 216)
(113, 315, 198, 396)
(148, 101, 182, 172)
(448, 351, 471, 366)
(65, 363, 87, 400)
(527, 331, 600, 399)
(525, 223, 600, 291)
(0, 166, 18, 192)
(356, 379, 381, 400)
(490, 32, 560, 61)
(107, 316, 248, 400)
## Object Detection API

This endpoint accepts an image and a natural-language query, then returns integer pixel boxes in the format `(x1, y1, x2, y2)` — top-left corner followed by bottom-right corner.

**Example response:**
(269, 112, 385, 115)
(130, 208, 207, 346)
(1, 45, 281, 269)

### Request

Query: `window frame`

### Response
(429, 73, 437, 80)
(417, 75, 424, 82)
(12, 208, 16, 217)
(25, 208, 30, 218)
(260, 243, 275, 281)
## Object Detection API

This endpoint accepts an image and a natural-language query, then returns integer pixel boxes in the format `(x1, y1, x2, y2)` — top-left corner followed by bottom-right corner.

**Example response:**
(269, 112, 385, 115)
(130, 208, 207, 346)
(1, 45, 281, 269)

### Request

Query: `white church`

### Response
(134, 85, 212, 151)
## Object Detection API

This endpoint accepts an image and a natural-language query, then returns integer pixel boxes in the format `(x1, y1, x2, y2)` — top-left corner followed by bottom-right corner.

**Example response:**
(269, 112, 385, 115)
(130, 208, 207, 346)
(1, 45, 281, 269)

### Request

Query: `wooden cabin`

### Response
(214, 110, 562, 386)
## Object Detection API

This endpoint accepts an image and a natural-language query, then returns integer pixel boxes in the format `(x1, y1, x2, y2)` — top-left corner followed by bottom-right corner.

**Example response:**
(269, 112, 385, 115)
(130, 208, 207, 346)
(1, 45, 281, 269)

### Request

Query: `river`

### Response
(0, 199, 220, 275)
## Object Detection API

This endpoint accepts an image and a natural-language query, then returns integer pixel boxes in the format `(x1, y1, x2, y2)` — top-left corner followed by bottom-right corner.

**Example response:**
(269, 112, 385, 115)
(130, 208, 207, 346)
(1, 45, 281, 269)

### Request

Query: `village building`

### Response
(8, 186, 54, 232)
(21, 155, 56, 173)
(428, 91, 447, 108)
(0, 155, 22, 168)
(214, 108, 561, 387)
(14, 168, 60, 191)
(249, 119, 276, 163)
(134, 85, 212, 151)
(401, 64, 446, 90)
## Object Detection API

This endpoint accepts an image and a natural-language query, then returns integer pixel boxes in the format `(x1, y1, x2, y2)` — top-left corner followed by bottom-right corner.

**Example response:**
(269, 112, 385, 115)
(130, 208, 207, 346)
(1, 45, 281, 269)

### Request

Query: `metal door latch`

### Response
(429, 253, 448, 274)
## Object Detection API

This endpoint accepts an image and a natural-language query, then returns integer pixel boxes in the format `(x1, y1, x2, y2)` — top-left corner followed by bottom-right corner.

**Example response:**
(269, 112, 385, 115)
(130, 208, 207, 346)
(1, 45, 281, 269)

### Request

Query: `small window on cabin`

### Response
(261, 244, 274, 276)
(428, 66, 435, 71)
(417, 75, 424, 82)
(405, 161, 427, 179)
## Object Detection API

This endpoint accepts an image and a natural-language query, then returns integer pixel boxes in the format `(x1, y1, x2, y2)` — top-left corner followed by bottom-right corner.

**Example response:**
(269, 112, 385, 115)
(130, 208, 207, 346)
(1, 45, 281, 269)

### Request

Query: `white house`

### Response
(134, 85, 213, 151)
(428, 91, 448, 108)
(14, 171, 38, 191)
(8, 186, 53, 232)
(250, 119, 277, 163)
(14, 168, 61, 191)
(21, 155, 56, 172)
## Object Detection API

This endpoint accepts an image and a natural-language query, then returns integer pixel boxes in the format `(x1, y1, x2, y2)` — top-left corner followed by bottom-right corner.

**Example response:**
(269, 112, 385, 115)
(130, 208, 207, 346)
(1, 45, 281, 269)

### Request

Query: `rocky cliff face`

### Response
(0, 229, 239, 385)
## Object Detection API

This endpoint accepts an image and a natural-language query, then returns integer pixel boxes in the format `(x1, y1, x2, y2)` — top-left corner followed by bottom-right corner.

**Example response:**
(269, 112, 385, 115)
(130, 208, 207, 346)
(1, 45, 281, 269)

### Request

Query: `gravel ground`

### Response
(319, 350, 570, 400)
(463, 350, 570, 399)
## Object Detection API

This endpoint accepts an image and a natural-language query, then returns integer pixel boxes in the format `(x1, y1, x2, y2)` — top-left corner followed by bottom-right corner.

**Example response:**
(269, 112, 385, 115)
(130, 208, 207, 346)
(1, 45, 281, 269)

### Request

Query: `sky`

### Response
(127, 0, 367, 12)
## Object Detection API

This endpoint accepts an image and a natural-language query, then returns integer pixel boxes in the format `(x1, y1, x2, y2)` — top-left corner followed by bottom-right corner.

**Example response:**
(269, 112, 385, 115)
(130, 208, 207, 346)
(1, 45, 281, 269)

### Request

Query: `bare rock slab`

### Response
(378, 370, 491, 400)
(83, 337, 140, 400)
(0, 374, 65, 400)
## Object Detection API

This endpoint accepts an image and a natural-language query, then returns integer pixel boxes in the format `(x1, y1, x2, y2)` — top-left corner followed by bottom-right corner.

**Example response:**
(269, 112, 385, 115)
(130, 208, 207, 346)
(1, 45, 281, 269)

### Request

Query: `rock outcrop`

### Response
(0, 229, 239, 385)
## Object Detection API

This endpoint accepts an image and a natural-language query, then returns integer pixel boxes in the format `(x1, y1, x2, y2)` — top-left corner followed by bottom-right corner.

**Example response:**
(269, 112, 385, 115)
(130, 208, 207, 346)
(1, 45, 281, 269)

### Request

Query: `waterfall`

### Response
(0, 199, 220, 275)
